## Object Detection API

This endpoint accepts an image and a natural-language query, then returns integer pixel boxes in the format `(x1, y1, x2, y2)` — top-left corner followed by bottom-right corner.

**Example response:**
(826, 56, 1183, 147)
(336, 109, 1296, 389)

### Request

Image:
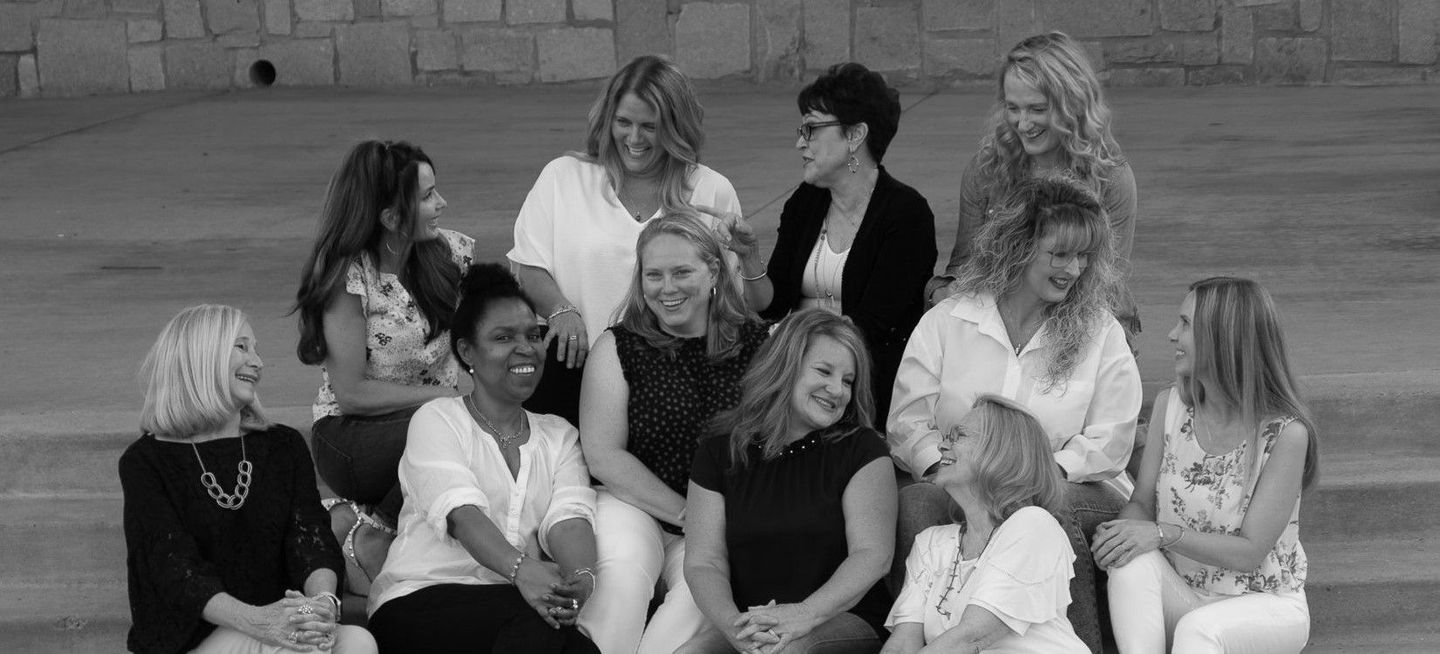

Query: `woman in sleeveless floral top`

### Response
(1091, 277, 1319, 653)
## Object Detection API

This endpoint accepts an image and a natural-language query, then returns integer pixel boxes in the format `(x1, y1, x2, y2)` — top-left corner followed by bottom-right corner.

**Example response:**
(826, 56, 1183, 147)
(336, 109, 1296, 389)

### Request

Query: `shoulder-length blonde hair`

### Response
(1178, 277, 1320, 490)
(615, 212, 756, 360)
(713, 309, 875, 470)
(572, 55, 705, 215)
(975, 31, 1125, 200)
(954, 175, 1117, 388)
(140, 304, 270, 439)
(964, 394, 1066, 526)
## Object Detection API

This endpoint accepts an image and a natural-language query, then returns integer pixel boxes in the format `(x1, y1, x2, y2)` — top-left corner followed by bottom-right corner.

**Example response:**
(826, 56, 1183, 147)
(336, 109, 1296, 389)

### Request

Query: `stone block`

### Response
(0, 4, 38, 51)
(1233, 0, 1285, 5)
(1079, 40, 1103, 69)
(259, 37, 334, 84)
(127, 17, 162, 41)
(1399, 0, 1438, 64)
(1331, 0, 1395, 61)
(1181, 33, 1218, 65)
(855, 4, 919, 71)
(802, 0, 848, 67)
(460, 26, 533, 73)
(1187, 64, 1248, 85)
(1254, 36, 1326, 83)
(128, 43, 164, 90)
(616, 0, 670, 61)
(264, 0, 290, 34)
(0, 54, 16, 97)
(64, 0, 107, 18)
(165, 40, 232, 88)
(205, 0, 260, 33)
(354, 0, 379, 17)
(218, 32, 259, 46)
(1105, 37, 1177, 64)
(294, 0, 350, 21)
(538, 26, 615, 81)
(1106, 66, 1184, 86)
(443, 0, 498, 21)
(335, 20, 411, 85)
(411, 14, 436, 27)
(923, 0, 992, 31)
(923, 36, 994, 77)
(1299, 0, 1322, 30)
(755, 0, 802, 81)
(1332, 65, 1425, 84)
(506, 0, 562, 24)
(675, 2, 749, 78)
(416, 28, 457, 70)
(113, 0, 162, 13)
(573, 0, 611, 21)
(994, 0, 1038, 50)
(232, 46, 256, 86)
(163, 0, 205, 37)
(1038, 0, 1151, 38)
(1254, 1, 1296, 31)
(292, 20, 332, 36)
(18, 53, 39, 96)
(383, 0, 434, 17)
(1159, 0, 1215, 32)
(36, 19, 128, 95)
(1220, 6, 1253, 63)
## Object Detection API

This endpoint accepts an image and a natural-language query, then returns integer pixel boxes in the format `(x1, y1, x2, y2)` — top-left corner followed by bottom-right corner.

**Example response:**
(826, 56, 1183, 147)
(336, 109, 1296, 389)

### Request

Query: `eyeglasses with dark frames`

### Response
(796, 121, 845, 141)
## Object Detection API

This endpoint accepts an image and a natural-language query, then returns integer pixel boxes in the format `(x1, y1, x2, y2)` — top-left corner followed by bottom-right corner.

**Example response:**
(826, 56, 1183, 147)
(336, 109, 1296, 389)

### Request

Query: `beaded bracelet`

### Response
(507, 553, 527, 585)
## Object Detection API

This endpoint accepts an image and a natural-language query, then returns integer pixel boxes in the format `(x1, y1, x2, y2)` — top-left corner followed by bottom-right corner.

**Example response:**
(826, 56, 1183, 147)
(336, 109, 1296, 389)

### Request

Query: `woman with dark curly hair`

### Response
(888, 176, 1141, 653)
(740, 62, 936, 427)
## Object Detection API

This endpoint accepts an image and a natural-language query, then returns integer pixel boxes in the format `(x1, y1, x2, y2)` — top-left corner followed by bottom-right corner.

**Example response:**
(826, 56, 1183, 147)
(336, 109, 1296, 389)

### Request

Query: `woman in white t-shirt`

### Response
(884, 394, 1086, 653)
(508, 55, 769, 425)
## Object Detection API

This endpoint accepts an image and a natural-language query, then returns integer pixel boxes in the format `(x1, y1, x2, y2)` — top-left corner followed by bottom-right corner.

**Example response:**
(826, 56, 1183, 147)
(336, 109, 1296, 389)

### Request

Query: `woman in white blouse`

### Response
(366, 264, 599, 654)
(887, 176, 1141, 652)
(883, 394, 1087, 653)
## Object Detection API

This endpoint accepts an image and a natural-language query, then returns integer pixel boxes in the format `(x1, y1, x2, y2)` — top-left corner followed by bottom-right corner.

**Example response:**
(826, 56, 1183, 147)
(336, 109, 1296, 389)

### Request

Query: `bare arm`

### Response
(447, 505, 569, 628)
(920, 605, 1012, 654)
(797, 458, 896, 618)
(879, 622, 925, 654)
(513, 262, 588, 367)
(322, 292, 452, 415)
(683, 482, 757, 652)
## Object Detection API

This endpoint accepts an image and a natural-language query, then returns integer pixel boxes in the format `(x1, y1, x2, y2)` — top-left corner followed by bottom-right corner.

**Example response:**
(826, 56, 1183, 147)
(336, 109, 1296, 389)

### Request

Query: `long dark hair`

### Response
(293, 140, 460, 365)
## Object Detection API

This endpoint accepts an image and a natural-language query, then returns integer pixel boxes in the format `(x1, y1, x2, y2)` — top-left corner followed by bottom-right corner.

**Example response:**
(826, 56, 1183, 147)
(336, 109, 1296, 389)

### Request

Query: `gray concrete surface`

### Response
(1, 83, 1438, 419)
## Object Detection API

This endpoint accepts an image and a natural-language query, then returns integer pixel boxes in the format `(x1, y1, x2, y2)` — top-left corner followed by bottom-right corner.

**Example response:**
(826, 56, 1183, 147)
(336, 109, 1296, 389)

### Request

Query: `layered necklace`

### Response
(192, 435, 252, 510)
(466, 395, 526, 449)
(933, 520, 993, 619)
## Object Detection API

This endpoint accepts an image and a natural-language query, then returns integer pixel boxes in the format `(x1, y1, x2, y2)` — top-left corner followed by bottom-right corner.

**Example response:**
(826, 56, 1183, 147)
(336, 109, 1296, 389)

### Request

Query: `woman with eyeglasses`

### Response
(887, 176, 1141, 653)
(737, 62, 936, 428)
(927, 32, 1138, 342)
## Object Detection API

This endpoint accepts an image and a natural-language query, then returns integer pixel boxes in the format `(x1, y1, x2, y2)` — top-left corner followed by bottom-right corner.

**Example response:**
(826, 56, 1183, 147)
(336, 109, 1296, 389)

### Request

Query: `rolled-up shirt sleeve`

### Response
(1053, 320, 1142, 482)
(887, 304, 947, 477)
(401, 402, 493, 541)
(538, 423, 597, 556)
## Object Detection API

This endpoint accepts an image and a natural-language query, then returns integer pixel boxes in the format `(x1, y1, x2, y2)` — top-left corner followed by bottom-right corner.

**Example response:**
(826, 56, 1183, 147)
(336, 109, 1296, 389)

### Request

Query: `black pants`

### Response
(522, 339, 585, 427)
(311, 406, 421, 526)
(369, 584, 600, 654)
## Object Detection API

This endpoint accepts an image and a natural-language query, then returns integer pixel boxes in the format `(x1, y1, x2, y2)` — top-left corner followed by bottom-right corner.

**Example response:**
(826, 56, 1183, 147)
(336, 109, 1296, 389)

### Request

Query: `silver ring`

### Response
(571, 598, 579, 610)
(289, 631, 300, 642)
(298, 605, 315, 615)
(567, 335, 578, 341)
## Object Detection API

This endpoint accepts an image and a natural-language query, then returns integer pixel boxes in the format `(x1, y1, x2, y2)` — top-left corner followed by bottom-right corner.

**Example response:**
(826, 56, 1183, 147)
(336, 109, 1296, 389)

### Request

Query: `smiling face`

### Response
(1003, 70, 1061, 167)
(641, 233, 716, 338)
(786, 335, 856, 440)
(931, 411, 984, 490)
(796, 110, 852, 188)
(227, 321, 263, 409)
(459, 297, 546, 405)
(612, 92, 661, 177)
(1015, 229, 1088, 307)
(406, 162, 445, 242)
(1168, 291, 1197, 378)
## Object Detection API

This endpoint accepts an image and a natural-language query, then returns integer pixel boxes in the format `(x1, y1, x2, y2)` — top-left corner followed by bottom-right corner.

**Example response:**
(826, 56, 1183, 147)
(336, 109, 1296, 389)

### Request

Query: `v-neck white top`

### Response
(368, 396, 596, 615)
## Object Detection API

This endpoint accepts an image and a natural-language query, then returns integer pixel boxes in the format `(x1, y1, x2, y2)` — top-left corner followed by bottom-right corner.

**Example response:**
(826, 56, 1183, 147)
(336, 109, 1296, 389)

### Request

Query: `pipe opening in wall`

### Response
(249, 60, 277, 87)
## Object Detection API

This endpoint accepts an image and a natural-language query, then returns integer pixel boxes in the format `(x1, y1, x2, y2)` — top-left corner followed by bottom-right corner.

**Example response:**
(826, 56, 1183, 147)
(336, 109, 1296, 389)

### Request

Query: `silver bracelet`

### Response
(740, 262, 767, 282)
(546, 305, 578, 322)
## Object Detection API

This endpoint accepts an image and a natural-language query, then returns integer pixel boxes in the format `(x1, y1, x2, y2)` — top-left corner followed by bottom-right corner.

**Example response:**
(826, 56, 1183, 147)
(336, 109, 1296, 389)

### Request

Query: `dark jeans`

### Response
(311, 406, 420, 527)
(523, 338, 584, 427)
(370, 584, 600, 654)
(893, 479, 1123, 654)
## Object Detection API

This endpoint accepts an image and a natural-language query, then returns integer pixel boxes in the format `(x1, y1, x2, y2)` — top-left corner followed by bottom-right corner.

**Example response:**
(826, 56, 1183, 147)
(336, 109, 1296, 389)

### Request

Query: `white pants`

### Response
(191, 625, 376, 654)
(1107, 550, 1309, 654)
(579, 489, 707, 654)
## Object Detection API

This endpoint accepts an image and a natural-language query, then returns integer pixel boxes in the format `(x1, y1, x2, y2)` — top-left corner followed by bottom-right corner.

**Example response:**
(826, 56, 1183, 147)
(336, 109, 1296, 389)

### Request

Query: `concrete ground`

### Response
(2, 83, 1438, 420)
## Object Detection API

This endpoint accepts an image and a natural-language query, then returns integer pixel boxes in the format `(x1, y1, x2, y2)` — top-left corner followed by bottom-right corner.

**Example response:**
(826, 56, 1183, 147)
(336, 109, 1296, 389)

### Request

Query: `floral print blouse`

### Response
(312, 229, 474, 421)
(1156, 391, 1307, 595)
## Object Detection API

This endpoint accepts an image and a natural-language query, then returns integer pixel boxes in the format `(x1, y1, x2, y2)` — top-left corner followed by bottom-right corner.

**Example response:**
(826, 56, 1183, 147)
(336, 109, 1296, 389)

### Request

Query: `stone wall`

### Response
(2, 0, 1437, 97)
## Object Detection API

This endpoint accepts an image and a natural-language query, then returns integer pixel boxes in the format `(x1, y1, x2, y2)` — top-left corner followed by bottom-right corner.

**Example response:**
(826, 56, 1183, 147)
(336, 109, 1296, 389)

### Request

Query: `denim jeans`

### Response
(310, 406, 420, 527)
(893, 479, 1122, 654)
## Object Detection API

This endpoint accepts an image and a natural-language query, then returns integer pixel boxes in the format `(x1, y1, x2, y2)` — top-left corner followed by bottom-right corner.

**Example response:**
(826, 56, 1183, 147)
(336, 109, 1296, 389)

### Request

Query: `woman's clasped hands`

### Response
(730, 600, 825, 654)
(516, 558, 595, 629)
(251, 589, 340, 652)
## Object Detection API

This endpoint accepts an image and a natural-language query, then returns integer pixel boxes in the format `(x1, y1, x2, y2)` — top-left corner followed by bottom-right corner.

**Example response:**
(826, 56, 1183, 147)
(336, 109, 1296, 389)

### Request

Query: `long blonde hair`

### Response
(140, 305, 270, 439)
(963, 394, 1067, 526)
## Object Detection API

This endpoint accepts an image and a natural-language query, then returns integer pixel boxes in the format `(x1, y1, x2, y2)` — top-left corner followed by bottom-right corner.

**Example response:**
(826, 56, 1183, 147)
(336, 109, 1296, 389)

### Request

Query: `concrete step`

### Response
(1305, 534, 1440, 638)
(0, 583, 129, 654)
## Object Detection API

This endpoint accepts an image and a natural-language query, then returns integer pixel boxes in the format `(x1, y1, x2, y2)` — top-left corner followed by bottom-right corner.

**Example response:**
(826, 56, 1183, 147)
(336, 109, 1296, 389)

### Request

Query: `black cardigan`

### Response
(761, 167, 937, 424)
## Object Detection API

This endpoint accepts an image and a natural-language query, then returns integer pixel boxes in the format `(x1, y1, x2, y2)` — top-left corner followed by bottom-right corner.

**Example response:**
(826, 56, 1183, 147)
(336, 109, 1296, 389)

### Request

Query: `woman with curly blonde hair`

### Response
(929, 32, 1139, 340)
(888, 176, 1141, 653)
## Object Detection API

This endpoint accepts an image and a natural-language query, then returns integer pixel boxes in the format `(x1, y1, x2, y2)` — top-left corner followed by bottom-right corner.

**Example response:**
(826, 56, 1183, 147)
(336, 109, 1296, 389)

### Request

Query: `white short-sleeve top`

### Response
(506, 156, 742, 347)
(886, 506, 1088, 652)
(367, 396, 597, 615)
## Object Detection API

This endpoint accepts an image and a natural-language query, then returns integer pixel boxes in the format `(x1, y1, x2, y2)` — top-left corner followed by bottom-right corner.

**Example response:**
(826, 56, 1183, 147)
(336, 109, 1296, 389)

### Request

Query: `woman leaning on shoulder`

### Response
(121, 305, 375, 654)
(292, 140, 474, 596)
(1093, 277, 1318, 653)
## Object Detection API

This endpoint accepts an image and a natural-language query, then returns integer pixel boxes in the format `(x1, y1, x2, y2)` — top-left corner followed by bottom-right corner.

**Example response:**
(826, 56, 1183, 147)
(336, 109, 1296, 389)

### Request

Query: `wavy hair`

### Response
(1178, 277, 1320, 490)
(714, 309, 875, 470)
(292, 140, 460, 365)
(961, 394, 1067, 526)
(573, 55, 706, 215)
(140, 305, 270, 439)
(975, 32, 1125, 200)
(954, 175, 1117, 387)
(796, 62, 903, 163)
(615, 212, 756, 360)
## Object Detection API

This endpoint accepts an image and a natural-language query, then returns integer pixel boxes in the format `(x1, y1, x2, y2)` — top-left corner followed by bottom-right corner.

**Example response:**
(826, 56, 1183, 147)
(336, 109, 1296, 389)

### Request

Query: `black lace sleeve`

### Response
(278, 426, 344, 589)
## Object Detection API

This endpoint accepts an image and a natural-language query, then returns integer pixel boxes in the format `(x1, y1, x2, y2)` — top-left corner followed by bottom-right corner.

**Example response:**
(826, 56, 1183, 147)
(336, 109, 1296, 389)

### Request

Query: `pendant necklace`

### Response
(810, 229, 844, 310)
(192, 435, 252, 510)
(466, 395, 525, 449)
(934, 520, 993, 618)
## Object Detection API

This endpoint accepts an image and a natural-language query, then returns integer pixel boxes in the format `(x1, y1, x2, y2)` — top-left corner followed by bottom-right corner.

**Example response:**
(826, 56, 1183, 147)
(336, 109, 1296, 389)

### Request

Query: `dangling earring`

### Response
(848, 153, 859, 174)
(710, 286, 717, 299)
(384, 238, 400, 255)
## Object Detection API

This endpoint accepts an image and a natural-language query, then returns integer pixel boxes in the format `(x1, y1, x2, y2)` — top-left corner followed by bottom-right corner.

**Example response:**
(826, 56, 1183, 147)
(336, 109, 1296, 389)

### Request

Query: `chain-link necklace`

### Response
(192, 435, 251, 510)
(466, 395, 525, 449)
